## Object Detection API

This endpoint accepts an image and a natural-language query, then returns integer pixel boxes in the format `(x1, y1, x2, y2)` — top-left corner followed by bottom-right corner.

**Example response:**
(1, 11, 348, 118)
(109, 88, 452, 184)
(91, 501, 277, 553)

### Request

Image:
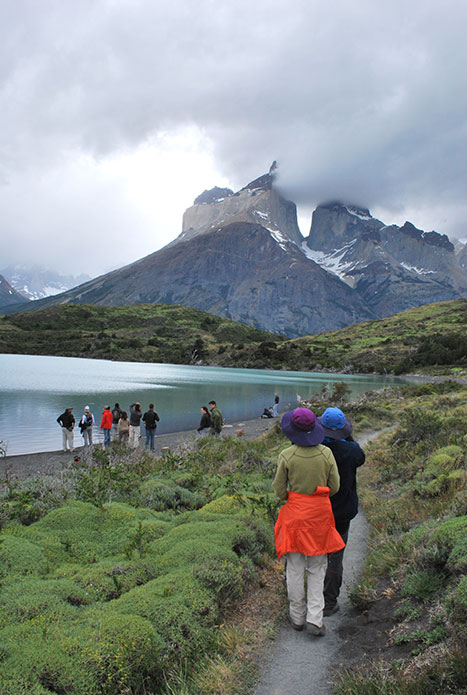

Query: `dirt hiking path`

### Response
(253, 430, 382, 695)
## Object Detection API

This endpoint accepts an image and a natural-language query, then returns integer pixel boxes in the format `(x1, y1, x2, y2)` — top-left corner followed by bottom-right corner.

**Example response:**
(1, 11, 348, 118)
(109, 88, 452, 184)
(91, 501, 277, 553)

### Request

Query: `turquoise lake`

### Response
(0, 354, 408, 455)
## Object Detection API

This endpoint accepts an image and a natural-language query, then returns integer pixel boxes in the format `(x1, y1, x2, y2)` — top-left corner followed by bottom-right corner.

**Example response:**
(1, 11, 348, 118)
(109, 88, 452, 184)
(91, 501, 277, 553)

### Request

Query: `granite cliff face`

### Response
(304, 202, 466, 316)
(175, 166, 304, 248)
(3, 167, 466, 336)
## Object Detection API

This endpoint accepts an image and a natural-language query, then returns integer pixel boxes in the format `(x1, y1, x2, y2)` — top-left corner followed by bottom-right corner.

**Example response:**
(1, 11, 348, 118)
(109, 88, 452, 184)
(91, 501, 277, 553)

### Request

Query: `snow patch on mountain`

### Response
(345, 206, 372, 221)
(301, 240, 358, 284)
(267, 227, 289, 252)
(400, 263, 435, 275)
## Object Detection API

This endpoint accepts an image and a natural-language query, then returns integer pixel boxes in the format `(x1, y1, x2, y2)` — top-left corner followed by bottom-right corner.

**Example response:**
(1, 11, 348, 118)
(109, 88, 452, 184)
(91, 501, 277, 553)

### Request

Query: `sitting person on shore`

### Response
(197, 406, 211, 436)
(317, 407, 365, 616)
(261, 407, 274, 418)
(118, 411, 130, 443)
(272, 393, 280, 417)
(273, 408, 343, 637)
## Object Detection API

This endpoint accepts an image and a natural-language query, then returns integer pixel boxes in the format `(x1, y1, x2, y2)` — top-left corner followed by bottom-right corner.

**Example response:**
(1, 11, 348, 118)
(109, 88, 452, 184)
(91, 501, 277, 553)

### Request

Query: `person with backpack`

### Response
(79, 406, 95, 447)
(111, 402, 123, 438)
(142, 403, 160, 451)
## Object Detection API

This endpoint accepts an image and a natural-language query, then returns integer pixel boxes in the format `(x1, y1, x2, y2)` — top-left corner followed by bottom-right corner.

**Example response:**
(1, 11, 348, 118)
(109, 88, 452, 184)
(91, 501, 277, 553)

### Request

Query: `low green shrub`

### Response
(138, 476, 207, 511)
(54, 557, 160, 601)
(0, 608, 161, 695)
(109, 572, 217, 668)
(0, 577, 88, 628)
(11, 500, 161, 566)
(0, 534, 49, 578)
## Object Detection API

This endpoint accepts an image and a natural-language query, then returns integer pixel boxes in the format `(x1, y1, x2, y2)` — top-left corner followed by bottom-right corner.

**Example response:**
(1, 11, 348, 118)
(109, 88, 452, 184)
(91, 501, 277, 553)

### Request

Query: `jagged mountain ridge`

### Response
(0, 265, 91, 301)
(303, 202, 466, 316)
(0, 275, 28, 307)
(2, 166, 466, 337)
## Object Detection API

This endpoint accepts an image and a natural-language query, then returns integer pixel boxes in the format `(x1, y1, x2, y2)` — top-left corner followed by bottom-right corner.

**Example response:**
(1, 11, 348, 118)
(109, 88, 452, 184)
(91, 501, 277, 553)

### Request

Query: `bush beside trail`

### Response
(333, 381, 467, 694)
(0, 433, 283, 695)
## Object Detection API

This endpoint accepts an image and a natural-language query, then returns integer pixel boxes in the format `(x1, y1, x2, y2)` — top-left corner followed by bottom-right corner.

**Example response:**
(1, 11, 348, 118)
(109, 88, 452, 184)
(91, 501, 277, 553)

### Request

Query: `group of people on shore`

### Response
(273, 405, 365, 637)
(56, 399, 225, 452)
(56, 402, 161, 452)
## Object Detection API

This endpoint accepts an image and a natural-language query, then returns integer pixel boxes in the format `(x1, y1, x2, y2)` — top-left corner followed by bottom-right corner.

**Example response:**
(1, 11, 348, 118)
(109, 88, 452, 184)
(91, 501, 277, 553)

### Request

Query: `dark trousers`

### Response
(103, 429, 111, 447)
(145, 427, 156, 450)
(324, 520, 350, 608)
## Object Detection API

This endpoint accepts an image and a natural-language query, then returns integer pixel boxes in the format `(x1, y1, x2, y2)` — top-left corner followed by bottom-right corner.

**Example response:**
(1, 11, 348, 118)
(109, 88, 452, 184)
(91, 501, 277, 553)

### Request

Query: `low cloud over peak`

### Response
(0, 0, 465, 274)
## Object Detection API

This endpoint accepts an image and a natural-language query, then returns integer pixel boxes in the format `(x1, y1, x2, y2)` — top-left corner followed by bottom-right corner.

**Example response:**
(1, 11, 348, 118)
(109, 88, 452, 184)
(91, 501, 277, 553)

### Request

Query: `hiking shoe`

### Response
(306, 622, 326, 636)
(289, 616, 304, 631)
(323, 603, 340, 617)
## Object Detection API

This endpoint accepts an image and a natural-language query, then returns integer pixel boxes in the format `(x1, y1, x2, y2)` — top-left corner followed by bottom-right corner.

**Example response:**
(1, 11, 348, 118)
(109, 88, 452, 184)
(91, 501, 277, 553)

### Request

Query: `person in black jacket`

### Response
(129, 402, 142, 448)
(318, 407, 365, 616)
(142, 403, 160, 451)
(57, 407, 75, 452)
(197, 406, 211, 436)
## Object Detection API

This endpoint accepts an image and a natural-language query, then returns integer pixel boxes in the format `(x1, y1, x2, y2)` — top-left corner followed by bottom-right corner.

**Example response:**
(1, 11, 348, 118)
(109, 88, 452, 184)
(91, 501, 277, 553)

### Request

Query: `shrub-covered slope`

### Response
(0, 303, 282, 365)
(1, 298, 466, 375)
(292, 297, 467, 375)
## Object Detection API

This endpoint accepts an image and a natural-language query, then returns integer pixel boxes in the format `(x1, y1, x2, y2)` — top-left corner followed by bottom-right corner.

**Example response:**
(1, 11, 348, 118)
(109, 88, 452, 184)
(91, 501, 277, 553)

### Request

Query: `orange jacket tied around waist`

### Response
(274, 487, 345, 561)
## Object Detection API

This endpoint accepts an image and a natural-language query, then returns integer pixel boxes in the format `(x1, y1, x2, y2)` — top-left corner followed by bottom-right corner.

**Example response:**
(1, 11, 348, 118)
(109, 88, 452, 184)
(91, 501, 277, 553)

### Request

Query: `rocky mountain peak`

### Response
(176, 164, 303, 248)
(194, 187, 234, 205)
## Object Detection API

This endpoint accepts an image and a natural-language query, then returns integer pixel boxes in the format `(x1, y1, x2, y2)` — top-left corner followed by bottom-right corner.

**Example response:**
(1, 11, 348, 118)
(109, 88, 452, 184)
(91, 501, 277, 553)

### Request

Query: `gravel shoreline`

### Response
(1, 416, 279, 480)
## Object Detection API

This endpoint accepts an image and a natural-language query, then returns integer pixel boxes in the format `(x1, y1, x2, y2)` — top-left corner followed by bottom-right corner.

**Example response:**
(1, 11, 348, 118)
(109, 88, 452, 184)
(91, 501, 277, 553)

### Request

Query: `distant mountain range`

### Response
(1, 166, 466, 337)
(0, 265, 90, 301)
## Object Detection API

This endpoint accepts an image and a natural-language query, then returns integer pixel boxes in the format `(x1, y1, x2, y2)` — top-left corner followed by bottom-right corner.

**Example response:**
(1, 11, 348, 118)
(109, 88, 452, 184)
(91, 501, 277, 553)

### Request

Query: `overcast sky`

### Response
(1, 0, 466, 278)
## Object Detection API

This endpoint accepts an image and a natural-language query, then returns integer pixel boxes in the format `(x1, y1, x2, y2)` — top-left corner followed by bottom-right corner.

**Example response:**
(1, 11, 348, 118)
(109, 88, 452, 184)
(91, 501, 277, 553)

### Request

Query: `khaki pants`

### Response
(62, 428, 74, 451)
(129, 425, 140, 448)
(286, 552, 327, 627)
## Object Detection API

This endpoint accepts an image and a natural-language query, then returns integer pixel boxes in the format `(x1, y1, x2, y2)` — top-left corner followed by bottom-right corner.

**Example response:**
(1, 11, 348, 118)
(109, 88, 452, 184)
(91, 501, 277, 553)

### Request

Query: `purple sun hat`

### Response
(318, 407, 353, 439)
(281, 408, 325, 446)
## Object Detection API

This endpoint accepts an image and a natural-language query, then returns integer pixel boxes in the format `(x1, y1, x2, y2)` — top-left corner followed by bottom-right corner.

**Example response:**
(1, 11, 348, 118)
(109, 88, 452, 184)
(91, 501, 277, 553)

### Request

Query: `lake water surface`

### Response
(0, 354, 407, 455)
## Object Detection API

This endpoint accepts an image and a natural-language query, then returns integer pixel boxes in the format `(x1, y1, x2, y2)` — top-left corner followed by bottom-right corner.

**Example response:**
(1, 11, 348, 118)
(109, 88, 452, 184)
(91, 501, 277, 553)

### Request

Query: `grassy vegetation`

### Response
(333, 380, 467, 694)
(1, 298, 466, 374)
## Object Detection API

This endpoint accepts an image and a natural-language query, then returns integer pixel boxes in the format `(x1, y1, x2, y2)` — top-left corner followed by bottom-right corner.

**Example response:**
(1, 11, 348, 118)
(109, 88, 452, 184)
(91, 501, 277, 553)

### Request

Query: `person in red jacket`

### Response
(273, 408, 343, 636)
(100, 405, 113, 447)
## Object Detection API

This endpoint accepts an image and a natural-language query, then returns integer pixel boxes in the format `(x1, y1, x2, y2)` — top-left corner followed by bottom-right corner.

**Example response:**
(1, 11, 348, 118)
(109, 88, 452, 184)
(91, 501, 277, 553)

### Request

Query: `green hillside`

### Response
(291, 298, 467, 375)
(0, 303, 283, 366)
(0, 298, 466, 375)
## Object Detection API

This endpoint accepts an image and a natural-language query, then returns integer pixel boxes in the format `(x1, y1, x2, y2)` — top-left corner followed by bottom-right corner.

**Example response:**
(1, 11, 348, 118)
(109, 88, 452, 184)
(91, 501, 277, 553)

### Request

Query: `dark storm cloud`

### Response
(1, 0, 466, 271)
